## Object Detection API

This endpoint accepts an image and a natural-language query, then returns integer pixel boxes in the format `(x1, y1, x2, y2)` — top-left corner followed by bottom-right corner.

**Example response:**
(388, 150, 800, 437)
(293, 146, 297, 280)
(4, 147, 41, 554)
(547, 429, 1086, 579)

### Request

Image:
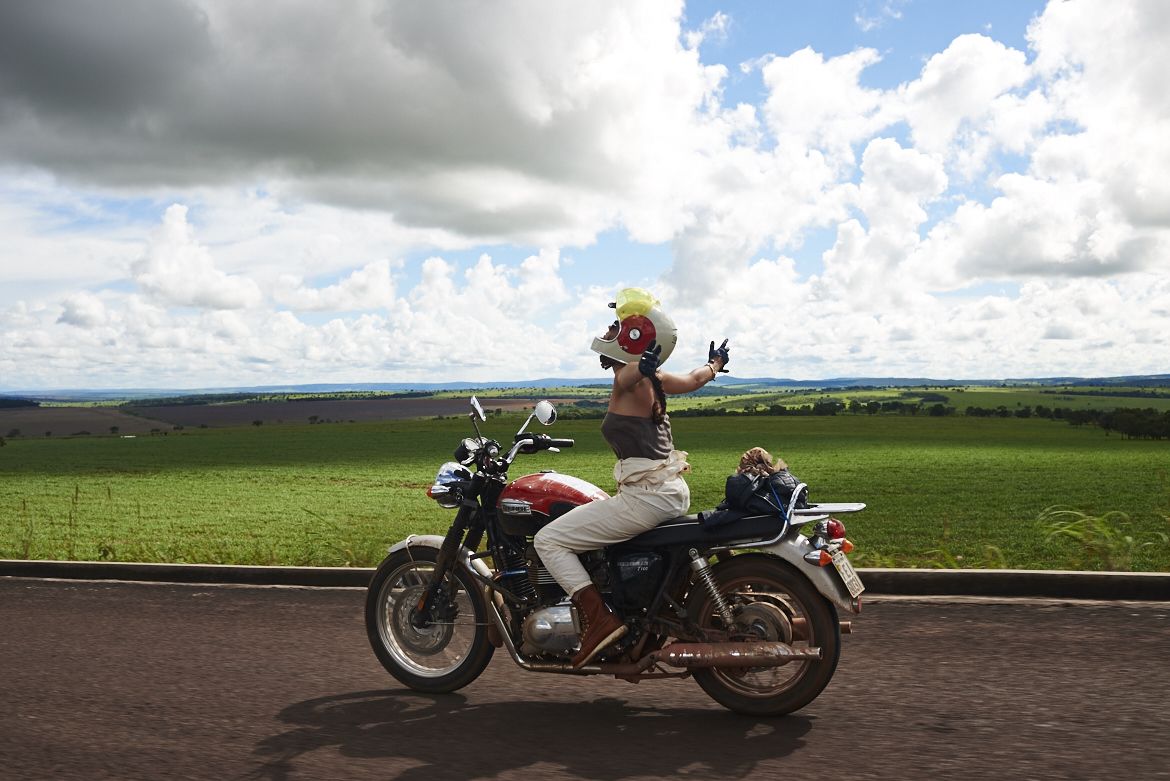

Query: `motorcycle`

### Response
(365, 397, 865, 716)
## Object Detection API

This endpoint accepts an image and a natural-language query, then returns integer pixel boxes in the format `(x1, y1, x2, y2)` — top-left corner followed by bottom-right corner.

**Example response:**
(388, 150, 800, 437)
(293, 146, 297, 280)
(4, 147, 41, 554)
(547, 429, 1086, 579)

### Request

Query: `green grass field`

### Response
(2, 412, 1167, 570)
(670, 384, 1170, 414)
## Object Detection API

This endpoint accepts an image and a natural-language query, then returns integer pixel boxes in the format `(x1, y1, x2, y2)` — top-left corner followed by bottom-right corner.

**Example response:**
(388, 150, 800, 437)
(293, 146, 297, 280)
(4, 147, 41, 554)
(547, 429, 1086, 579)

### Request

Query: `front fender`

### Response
(756, 533, 861, 614)
(387, 534, 495, 581)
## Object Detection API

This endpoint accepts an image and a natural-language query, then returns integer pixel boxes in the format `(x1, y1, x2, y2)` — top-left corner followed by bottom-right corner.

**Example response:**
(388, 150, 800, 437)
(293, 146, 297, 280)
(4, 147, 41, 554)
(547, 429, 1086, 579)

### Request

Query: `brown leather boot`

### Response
(571, 584, 627, 668)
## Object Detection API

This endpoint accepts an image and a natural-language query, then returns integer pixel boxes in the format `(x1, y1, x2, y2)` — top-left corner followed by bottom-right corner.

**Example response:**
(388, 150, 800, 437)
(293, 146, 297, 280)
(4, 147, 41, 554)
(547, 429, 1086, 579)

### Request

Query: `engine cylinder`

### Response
(525, 544, 567, 604)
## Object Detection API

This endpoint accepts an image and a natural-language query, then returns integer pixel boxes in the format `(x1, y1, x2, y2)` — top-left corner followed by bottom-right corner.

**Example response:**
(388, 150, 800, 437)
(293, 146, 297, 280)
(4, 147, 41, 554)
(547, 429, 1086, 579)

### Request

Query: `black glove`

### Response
(709, 339, 730, 372)
(639, 340, 662, 378)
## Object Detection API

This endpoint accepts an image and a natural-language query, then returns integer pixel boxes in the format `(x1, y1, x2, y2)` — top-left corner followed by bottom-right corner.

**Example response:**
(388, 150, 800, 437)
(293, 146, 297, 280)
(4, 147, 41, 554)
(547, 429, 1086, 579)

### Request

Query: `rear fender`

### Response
(750, 534, 860, 614)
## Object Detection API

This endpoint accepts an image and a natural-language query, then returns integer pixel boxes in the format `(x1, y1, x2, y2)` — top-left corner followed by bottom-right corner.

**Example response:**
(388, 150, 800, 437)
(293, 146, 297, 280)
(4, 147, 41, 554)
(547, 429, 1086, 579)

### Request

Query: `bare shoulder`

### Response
(608, 376, 655, 417)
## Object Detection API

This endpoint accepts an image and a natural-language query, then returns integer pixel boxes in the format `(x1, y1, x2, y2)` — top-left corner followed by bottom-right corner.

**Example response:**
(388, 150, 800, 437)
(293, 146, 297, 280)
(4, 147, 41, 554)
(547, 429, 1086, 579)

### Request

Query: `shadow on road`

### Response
(248, 689, 813, 780)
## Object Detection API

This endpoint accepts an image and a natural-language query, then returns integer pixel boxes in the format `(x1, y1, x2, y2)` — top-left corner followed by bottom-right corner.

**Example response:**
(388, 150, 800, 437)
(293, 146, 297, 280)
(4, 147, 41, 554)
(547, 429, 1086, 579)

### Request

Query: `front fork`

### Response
(411, 506, 479, 628)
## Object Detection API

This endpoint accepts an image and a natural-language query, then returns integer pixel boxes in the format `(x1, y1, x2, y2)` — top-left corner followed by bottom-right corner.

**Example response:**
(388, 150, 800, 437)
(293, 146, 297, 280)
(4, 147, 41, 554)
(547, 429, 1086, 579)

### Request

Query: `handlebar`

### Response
(506, 432, 575, 460)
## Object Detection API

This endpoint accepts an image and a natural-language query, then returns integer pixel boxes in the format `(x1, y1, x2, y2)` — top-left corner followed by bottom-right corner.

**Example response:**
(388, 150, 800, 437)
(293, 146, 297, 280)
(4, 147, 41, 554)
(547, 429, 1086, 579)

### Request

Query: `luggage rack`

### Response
(790, 502, 866, 523)
(776, 485, 865, 524)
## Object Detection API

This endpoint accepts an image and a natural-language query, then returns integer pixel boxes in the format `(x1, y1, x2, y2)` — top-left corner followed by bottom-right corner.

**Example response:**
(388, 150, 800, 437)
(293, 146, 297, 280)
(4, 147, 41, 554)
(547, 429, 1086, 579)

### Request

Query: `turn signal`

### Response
(841, 539, 855, 554)
(804, 550, 833, 567)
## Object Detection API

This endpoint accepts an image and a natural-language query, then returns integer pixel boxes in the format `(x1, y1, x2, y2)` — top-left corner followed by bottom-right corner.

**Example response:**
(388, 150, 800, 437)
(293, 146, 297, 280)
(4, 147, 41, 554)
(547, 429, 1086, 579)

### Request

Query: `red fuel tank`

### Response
(496, 472, 609, 536)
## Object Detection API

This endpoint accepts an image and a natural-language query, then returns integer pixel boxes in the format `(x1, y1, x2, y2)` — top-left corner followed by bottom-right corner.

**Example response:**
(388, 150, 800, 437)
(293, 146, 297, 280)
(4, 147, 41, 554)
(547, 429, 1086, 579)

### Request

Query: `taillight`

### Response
(826, 518, 846, 539)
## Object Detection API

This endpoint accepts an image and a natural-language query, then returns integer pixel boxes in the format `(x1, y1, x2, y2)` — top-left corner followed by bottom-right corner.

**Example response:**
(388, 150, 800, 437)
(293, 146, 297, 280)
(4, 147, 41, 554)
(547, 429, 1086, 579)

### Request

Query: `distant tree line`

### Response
(0, 396, 39, 408)
(1041, 388, 1170, 400)
(690, 399, 1170, 439)
(671, 399, 952, 417)
(960, 404, 1170, 438)
(1098, 408, 1170, 439)
(120, 393, 256, 407)
(558, 396, 1170, 440)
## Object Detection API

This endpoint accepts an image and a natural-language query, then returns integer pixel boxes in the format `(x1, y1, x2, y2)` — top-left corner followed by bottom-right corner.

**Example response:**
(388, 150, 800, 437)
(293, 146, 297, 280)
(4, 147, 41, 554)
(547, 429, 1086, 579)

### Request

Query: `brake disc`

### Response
(392, 584, 456, 656)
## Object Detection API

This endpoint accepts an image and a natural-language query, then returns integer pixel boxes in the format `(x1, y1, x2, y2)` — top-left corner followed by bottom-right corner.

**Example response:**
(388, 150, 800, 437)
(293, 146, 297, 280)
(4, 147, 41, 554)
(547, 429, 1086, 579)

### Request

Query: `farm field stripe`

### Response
(4, 559, 1170, 600)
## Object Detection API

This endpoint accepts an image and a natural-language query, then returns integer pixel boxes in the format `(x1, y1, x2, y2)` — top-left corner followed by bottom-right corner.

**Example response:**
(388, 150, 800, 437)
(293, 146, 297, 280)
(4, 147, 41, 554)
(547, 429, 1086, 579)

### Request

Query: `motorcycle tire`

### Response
(365, 546, 495, 693)
(685, 553, 841, 717)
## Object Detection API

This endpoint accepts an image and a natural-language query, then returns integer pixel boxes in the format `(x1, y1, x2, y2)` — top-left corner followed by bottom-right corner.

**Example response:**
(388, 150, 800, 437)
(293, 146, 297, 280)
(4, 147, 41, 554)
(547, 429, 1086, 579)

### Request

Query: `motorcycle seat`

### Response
(620, 511, 785, 549)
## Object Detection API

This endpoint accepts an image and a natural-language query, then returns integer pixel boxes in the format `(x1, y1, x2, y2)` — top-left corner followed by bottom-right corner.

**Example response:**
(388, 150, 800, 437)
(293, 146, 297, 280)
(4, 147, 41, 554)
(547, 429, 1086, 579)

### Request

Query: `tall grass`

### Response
(1039, 507, 1170, 571)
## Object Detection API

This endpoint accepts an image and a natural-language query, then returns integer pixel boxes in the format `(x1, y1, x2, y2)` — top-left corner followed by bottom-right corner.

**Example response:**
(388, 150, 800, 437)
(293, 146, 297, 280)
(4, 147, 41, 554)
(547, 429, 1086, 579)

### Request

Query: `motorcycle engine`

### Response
(520, 603, 579, 655)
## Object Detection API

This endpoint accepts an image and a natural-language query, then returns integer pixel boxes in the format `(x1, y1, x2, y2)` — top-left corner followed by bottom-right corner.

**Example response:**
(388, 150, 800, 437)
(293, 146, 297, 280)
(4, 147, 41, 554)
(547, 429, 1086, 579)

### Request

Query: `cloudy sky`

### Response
(1, 0, 1167, 390)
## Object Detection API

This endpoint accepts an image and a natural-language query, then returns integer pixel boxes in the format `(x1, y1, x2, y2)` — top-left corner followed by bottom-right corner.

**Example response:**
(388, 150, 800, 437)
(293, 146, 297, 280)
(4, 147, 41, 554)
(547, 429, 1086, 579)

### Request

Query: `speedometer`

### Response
(454, 437, 482, 465)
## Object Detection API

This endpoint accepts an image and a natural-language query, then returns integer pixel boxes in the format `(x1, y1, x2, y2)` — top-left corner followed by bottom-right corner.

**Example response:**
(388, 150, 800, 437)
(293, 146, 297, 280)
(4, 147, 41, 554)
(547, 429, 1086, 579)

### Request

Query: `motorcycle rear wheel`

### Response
(365, 547, 494, 693)
(686, 554, 840, 716)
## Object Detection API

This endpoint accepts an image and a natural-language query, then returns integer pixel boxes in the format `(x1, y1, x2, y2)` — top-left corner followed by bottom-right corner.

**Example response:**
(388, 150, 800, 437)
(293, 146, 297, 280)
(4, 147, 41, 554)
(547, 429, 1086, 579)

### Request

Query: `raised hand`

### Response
(639, 340, 663, 378)
(708, 339, 730, 372)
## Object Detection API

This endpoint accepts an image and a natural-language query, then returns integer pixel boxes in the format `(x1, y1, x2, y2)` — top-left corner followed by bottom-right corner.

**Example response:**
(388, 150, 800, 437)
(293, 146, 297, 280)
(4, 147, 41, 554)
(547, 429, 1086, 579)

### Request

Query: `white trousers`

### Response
(533, 452, 691, 596)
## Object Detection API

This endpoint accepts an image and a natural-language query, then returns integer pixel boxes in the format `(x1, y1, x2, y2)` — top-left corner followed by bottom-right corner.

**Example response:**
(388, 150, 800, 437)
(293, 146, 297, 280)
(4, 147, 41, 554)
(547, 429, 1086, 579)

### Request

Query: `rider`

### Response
(533, 288, 730, 667)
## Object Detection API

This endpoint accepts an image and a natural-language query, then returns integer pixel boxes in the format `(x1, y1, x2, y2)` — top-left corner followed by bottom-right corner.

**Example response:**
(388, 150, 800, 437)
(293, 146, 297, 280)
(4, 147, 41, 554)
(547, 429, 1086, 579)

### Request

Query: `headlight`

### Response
(427, 462, 471, 509)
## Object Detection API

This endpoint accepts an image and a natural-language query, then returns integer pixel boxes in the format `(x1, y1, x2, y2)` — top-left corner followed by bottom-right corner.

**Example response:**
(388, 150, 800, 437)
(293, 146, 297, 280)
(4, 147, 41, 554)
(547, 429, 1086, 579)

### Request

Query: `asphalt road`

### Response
(2, 579, 1168, 781)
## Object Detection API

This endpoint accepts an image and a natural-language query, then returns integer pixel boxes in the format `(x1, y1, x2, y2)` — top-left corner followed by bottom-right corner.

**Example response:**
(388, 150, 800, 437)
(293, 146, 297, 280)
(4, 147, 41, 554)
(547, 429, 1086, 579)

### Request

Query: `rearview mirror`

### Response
(469, 396, 486, 422)
(534, 400, 557, 426)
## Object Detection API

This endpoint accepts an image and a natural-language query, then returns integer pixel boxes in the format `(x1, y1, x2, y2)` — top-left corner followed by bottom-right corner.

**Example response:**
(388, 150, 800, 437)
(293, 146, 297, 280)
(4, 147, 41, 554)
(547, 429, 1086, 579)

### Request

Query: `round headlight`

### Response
(434, 462, 471, 485)
(429, 462, 471, 509)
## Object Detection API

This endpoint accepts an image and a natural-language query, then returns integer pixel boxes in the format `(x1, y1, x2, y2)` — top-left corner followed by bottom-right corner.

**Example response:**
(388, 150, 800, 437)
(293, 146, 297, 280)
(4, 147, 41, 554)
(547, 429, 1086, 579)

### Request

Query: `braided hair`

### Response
(648, 373, 667, 426)
(600, 355, 667, 425)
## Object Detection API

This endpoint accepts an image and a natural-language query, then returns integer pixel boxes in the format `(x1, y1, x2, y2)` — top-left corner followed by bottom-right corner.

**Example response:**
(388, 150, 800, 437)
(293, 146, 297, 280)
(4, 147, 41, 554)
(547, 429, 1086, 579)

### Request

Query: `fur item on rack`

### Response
(736, 446, 788, 477)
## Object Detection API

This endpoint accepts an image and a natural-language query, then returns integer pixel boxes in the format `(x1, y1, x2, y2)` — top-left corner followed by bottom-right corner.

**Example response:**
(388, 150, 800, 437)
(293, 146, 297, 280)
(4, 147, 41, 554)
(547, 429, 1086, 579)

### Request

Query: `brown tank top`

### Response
(601, 412, 673, 461)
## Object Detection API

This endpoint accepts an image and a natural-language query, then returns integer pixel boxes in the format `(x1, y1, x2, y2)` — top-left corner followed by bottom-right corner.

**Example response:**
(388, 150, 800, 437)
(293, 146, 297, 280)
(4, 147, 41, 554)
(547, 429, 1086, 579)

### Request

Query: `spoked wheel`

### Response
(365, 546, 494, 693)
(686, 554, 840, 716)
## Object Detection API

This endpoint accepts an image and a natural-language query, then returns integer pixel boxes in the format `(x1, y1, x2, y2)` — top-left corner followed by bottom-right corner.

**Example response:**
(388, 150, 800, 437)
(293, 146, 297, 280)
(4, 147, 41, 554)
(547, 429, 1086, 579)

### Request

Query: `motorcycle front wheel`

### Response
(686, 554, 841, 716)
(365, 546, 495, 693)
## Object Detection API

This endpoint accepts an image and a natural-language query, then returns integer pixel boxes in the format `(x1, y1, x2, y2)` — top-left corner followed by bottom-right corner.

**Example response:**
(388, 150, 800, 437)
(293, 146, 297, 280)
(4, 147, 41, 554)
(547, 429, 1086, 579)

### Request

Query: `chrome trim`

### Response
(789, 483, 808, 517)
(504, 439, 528, 463)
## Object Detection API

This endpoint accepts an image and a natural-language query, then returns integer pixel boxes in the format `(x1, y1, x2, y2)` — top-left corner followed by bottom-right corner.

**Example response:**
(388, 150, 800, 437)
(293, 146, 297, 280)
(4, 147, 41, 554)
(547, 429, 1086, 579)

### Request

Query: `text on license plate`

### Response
(832, 551, 865, 598)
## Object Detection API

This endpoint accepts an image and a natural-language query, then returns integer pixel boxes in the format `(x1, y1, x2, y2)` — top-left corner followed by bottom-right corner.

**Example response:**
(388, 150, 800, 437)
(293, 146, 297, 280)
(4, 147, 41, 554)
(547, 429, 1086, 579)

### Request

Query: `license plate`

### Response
(832, 551, 865, 598)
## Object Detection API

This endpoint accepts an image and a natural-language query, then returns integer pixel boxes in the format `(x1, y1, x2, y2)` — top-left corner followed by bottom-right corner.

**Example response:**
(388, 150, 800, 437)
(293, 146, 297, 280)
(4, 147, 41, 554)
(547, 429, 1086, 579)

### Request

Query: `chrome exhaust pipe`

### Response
(483, 588, 821, 675)
(790, 617, 852, 638)
(648, 642, 822, 669)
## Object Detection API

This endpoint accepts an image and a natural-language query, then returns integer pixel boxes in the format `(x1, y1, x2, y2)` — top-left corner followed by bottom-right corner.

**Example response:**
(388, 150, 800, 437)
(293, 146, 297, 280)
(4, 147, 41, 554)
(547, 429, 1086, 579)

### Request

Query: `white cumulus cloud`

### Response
(2, 0, 1170, 389)
(132, 205, 263, 310)
(275, 259, 399, 312)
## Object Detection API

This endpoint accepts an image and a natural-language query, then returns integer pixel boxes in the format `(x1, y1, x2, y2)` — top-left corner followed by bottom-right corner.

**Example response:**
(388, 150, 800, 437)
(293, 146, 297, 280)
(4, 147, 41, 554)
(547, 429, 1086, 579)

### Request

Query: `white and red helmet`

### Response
(590, 288, 678, 367)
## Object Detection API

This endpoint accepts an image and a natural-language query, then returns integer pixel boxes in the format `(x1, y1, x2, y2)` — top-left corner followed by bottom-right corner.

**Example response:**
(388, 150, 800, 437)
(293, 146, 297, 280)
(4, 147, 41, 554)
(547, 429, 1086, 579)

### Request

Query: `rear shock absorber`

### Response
(689, 549, 735, 628)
